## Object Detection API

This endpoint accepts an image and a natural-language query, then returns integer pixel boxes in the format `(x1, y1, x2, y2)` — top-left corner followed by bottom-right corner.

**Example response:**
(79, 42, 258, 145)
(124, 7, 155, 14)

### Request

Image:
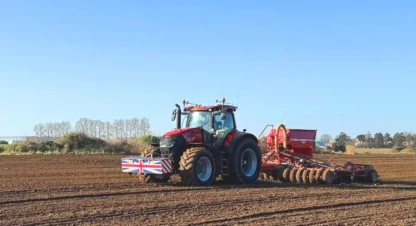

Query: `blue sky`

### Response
(1, 1, 415, 139)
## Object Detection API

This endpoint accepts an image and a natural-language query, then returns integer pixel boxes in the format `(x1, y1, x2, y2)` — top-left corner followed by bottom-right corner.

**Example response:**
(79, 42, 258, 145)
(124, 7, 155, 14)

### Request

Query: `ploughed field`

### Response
(1, 154, 415, 225)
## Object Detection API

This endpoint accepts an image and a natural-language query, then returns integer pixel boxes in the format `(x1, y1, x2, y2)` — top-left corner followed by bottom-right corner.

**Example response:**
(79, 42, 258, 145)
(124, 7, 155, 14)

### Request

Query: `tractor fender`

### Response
(225, 132, 258, 155)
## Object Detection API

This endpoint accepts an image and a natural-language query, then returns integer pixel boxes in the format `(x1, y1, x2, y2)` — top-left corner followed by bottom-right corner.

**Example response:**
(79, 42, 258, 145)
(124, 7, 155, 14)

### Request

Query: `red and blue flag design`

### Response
(122, 157, 172, 174)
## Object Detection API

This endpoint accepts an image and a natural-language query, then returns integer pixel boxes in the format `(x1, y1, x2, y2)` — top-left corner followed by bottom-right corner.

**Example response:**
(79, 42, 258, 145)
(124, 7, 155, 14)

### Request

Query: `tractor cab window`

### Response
(214, 112, 235, 132)
(187, 111, 211, 131)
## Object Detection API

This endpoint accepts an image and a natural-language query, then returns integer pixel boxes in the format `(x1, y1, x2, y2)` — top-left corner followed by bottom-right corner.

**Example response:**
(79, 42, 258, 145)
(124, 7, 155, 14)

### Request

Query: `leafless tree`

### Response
(104, 121, 112, 139)
(35, 117, 151, 140)
(76, 118, 89, 134)
(140, 117, 150, 136)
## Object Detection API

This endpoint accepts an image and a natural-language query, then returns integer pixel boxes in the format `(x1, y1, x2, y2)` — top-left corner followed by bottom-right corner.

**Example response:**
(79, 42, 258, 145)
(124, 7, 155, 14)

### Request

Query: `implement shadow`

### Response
(165, 178, 416, 192)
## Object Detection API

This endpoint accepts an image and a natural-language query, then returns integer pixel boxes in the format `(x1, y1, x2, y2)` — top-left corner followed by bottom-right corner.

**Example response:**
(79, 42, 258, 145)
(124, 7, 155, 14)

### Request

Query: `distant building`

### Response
(0, 136, 58, 144)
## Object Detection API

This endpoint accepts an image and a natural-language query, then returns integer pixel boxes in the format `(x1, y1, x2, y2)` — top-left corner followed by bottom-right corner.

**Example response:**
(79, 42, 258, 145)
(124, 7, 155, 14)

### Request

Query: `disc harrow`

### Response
(260, 124, 379, 185)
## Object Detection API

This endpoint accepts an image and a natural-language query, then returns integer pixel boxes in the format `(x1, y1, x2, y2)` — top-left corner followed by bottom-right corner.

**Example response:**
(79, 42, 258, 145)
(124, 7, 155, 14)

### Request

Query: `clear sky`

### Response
(1, 1, 415, 139)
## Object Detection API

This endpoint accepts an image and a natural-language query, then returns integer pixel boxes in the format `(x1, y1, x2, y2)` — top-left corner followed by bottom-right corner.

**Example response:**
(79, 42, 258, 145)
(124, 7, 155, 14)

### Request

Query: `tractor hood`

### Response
(164, 127, 199, 137)
(162, 127, 204, 144)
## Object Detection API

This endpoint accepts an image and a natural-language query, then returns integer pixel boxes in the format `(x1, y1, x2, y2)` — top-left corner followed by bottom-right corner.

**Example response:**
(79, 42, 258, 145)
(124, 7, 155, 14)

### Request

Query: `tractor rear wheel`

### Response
(179, 147, 216, 186)
(229, 139, 262, 184)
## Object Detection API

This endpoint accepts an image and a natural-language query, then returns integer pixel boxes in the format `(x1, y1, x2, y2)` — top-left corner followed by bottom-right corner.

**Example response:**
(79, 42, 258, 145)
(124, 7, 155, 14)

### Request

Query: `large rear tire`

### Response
(229, 139, 262, 184)
(179, 147, 216, 186)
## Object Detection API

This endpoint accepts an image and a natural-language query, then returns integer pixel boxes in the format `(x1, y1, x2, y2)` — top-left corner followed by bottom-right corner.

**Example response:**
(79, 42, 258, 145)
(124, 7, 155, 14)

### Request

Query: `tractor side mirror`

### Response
(171, 109, 177, 121)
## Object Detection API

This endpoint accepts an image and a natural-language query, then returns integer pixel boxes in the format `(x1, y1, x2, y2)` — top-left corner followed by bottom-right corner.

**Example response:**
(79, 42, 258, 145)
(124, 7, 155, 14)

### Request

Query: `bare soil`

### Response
(1, 154, 415, 225)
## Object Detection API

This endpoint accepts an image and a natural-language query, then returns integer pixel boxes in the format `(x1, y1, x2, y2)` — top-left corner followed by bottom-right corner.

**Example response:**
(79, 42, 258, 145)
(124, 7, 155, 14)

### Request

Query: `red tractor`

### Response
(122, 98, 262, 186)
(121, 99, 379, 186)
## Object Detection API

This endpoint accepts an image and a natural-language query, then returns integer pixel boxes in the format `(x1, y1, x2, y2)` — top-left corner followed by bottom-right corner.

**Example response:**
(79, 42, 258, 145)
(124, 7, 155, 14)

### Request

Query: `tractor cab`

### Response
(170, 98, 238, 145)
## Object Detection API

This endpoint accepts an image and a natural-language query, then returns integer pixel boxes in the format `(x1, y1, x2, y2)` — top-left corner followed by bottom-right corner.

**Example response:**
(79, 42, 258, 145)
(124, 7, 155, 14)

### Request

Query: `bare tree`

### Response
(64, 121, 72, 134)
(132, 118, 140, 138)
(97, 120, 105, 139)
(76, 118, 89, 134)
(140, 117, 150, 136)
(320, 134, 332, 144)
(45, 122, 53, 138)
(34, 117, 151, 140)
(113, 119, 125, 139)
(38, 123, 45, 137)
(34, 124, 39, 137)
(104, 121, 112, 140)
(126, 119, 134, 138)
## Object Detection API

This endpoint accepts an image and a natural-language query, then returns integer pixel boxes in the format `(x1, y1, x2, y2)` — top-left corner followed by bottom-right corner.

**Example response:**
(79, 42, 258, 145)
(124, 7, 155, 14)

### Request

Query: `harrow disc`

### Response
(315, 168, 325, 184)
(322, 169, 335, 185)
(289, 168, 298, 183)
(302, 169, 311, 184)
(282, 168, 290, 182)
(308, 169, 316, 184)
(296, 168, 305, 183)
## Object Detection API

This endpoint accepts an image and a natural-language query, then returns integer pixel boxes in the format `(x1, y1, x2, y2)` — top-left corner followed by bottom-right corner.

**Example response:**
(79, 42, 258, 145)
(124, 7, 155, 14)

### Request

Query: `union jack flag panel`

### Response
(121, 156, 172, 175)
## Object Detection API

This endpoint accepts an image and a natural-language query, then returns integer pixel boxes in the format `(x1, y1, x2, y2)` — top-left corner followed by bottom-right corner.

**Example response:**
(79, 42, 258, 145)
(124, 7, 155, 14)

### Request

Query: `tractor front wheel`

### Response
(140, 147, 163, 183)
(179, 147, 216, 186)
(229, 139, 262, 184)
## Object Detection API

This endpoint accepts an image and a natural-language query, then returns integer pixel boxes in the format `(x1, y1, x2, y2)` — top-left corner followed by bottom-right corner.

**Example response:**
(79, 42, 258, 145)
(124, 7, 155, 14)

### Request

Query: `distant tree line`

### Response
(33, 121, 72, 138)
(1, 132, 160, 154)
(320, 131, 416, 149)
(33, 117, 151, 140)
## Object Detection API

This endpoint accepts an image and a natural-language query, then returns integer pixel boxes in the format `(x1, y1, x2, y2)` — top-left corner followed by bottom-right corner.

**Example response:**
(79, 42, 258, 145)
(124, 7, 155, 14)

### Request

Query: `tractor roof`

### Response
(185, 104, 237, 112)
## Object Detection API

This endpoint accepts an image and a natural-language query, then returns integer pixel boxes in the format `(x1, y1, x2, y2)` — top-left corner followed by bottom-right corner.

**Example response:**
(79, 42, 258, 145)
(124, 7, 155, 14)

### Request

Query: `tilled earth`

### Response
(0, 154, 415, 225)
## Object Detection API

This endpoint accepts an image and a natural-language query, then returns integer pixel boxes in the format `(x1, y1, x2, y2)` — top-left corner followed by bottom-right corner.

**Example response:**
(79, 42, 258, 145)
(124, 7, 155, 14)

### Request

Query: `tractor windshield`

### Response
(187, 111, 212, 130)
